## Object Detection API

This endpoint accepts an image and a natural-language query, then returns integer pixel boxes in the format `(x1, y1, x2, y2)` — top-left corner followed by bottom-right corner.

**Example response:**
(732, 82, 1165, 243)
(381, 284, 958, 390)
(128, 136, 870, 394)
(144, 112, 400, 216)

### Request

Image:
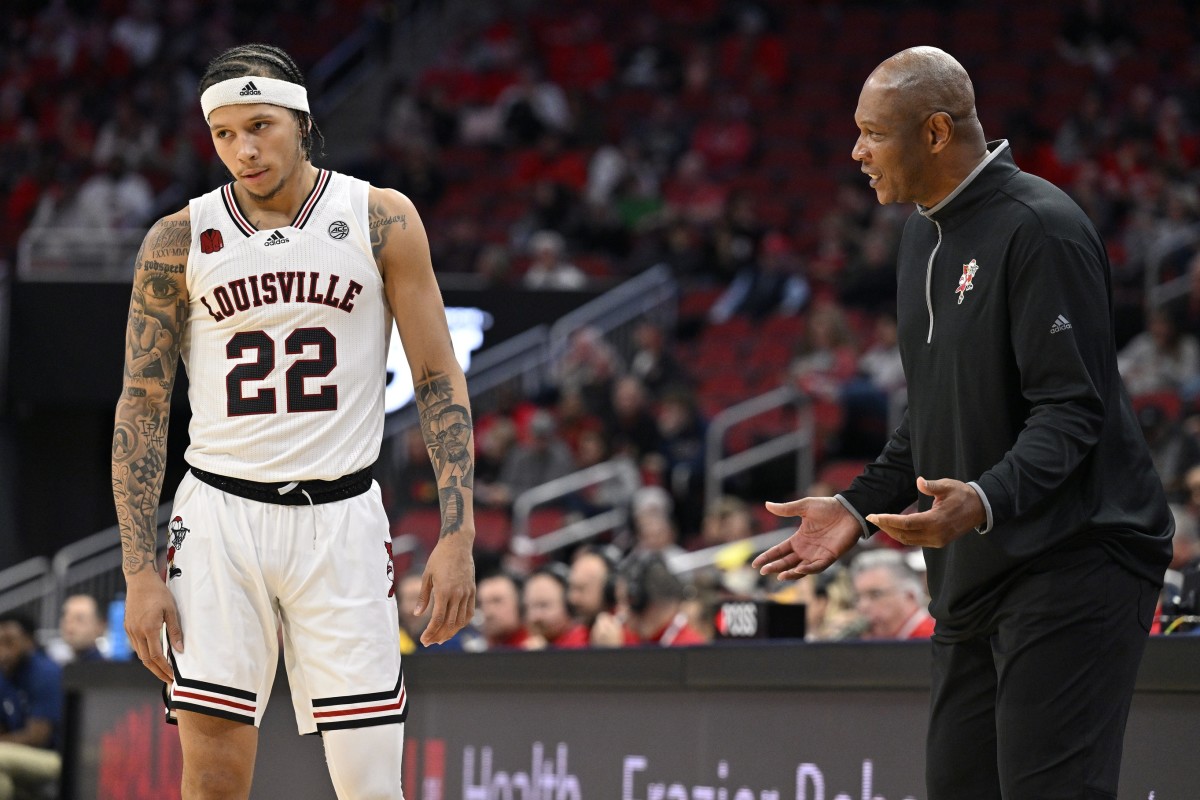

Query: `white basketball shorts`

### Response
(162, 470, 406, 734)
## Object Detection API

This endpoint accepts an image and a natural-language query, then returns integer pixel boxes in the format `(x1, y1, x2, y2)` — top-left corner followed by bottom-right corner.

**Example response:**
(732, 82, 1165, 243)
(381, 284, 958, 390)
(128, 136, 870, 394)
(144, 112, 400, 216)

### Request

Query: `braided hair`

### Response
(198, 44, 325, 160)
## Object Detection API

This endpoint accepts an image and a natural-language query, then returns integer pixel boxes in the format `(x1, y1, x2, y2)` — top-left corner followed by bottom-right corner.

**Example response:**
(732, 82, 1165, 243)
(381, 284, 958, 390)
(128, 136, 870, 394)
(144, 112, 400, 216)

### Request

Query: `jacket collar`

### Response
(918, 140, 1017, 225)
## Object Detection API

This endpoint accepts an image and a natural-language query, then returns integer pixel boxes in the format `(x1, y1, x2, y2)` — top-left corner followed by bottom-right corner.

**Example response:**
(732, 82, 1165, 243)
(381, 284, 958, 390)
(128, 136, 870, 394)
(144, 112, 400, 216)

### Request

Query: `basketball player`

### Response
(111, 44, 476, 799)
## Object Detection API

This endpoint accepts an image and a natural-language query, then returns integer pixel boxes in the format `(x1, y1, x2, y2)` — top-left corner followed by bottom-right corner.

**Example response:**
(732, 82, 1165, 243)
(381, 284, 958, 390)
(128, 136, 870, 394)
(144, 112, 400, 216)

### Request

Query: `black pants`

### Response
(926, 544, 1159, 800)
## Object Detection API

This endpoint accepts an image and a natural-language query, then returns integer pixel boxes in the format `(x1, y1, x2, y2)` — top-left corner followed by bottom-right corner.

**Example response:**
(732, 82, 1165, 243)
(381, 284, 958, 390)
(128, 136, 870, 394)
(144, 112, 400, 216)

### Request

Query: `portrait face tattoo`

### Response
(434, 407, 471, 463)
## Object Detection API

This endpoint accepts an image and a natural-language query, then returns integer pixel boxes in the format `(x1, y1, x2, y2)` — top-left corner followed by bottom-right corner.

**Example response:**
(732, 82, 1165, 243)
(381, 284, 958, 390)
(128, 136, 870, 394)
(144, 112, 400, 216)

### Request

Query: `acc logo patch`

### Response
(328, 220, 349, 240)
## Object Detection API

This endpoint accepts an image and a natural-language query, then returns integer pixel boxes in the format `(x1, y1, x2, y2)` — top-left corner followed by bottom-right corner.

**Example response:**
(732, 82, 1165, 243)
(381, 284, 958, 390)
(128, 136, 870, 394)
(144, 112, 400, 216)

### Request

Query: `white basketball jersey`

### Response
(182, 170, 391, 481)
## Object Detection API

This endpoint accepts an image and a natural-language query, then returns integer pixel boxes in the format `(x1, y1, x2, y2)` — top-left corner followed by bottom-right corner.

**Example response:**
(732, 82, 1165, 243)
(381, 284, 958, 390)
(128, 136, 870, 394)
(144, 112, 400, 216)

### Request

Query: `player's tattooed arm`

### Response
(113, 211, 190, 576)
(369, 196, 409, 265)
(415, 364, 476, 538)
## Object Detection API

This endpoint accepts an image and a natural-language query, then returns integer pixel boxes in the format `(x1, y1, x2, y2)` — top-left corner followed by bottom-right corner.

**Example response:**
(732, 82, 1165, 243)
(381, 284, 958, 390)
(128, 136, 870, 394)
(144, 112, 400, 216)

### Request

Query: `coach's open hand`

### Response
(416, 533, 476, 646)
(125, 570, 184, 683)
(753, 496, 863, 580)
(867, 476, 985, 547)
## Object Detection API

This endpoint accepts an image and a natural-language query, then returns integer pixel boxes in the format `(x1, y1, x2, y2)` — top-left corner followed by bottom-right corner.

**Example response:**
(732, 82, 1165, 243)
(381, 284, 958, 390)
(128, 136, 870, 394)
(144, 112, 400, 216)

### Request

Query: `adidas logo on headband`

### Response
(201, 76, 310, 119)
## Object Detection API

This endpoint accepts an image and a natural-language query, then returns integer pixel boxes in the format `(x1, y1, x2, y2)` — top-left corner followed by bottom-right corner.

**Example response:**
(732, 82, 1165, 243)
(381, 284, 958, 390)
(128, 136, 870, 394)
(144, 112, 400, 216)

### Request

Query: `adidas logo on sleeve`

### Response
(1049, 314, 1073, 334)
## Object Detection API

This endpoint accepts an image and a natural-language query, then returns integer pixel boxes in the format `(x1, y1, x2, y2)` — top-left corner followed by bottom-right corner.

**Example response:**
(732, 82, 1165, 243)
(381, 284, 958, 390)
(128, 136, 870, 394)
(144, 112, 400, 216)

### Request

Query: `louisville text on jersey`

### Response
(199, 270, 365, 322)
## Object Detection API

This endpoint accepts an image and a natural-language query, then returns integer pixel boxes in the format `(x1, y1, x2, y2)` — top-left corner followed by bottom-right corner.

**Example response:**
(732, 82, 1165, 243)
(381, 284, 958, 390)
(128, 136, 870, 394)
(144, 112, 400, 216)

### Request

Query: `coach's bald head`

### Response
(853, 47, 989, 207)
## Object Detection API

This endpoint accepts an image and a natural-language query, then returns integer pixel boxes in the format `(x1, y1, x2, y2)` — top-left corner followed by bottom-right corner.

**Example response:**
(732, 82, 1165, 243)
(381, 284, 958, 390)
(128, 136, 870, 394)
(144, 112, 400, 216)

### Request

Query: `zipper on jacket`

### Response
(925, 220, 942, 343)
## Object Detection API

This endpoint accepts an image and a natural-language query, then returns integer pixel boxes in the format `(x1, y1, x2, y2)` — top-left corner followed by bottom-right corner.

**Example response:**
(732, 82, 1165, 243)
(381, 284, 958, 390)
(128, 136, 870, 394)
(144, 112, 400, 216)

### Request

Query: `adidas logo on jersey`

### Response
(264, 230, 290, 246)
(239, 81, 261, 96)
(1049, 314, 1073, 334)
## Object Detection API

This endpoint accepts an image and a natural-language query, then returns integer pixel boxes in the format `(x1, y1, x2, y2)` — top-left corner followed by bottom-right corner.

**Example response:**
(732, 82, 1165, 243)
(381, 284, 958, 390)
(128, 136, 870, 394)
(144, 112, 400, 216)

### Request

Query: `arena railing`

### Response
(667, 530, 793, 576)
(50, 507, 176, 629)
(0, 556, 56, 631)
(547, 264, 677, 368)
(704, 385, 815, 506)
(1145, 222, 1200, 312)
(510, 456, 642, 557)
(17, 228, 145, 283)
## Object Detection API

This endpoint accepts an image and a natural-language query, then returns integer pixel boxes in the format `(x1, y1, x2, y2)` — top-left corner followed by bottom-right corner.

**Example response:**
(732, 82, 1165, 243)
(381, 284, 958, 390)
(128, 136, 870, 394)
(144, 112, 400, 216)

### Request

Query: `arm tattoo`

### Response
(369, 197, 408, 262)
(414, 364, 475, 538)
(113, 216, 188, 575)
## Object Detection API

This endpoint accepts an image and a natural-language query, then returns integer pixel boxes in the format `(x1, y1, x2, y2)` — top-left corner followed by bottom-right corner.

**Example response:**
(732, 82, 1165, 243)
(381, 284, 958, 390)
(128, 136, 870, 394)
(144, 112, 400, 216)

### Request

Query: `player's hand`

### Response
(867, 476, 984, 547)
(125, 570, 183, 683)
(753, 496, 862, 580)
(416, 532, 476, 646)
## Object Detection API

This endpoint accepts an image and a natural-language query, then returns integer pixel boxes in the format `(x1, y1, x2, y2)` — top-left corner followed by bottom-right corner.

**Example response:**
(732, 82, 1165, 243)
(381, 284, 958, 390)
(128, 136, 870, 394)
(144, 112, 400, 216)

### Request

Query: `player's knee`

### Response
(182, 762, 254, 799)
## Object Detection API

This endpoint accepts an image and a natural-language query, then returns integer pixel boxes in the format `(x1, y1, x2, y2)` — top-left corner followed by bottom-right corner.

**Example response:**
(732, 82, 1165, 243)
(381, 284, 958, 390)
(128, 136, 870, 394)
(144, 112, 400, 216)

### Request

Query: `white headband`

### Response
(200, 76, 310, 120)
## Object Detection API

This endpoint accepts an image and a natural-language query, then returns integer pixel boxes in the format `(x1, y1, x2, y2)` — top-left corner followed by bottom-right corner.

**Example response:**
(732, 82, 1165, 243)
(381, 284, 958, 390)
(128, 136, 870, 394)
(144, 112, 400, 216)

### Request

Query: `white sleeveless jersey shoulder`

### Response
(182, 170, 391, 481)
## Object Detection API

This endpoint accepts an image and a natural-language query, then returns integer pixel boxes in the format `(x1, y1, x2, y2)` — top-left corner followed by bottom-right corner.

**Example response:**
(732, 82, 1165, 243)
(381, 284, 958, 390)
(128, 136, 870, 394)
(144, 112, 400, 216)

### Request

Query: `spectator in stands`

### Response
(653, 389, 707, 534)
(788, 303, 859, 405)
(605, 375, 663, 462)
(92, 97, 160, 171)
(474, 415, 519, 489)
(476, 573, 532, 650)
(708, 230, 810, 323)
(620, 553, 707, 646)
(1161, 503, 1200, 623)
(555, 326, 623, 414)
(850, 550, 935, 640)
(479, 410, 576, 508)
(617, 15, 683, 93)
(699, 495, 757, 547)
(522, 230, 587, 290)
(1163, 251, 1200, 342)
(568, 546, 620, 630)
(0, 611, 62, 799)
(473, 242, 514, 286)
(629, 321, 690, 394)
(1136, 396, 1200, 503)
(1056, 0, 1135, 76)
(838, 228, 898, 313)
(690, 93, 756, 176)
(841, 311, 905, 457)
(1117, 307, 1200, 397)
(496, 64, 572, 147)
(662, 150, 728, 226)
(522, 566, 589, 649)
(629, 485, 686, 561)
(73, 155, 155, 230)
(56, 594, 107, 665)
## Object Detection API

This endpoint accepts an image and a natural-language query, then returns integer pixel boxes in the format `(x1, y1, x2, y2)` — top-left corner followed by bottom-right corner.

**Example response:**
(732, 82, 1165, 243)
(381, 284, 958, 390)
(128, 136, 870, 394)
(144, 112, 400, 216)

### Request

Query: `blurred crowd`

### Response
(5, 1, 1200, 666)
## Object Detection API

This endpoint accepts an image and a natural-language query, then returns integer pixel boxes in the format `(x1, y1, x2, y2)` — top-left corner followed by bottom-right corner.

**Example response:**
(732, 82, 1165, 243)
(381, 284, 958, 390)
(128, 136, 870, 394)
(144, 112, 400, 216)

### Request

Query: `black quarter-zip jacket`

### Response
(839, 141, 1173, 638)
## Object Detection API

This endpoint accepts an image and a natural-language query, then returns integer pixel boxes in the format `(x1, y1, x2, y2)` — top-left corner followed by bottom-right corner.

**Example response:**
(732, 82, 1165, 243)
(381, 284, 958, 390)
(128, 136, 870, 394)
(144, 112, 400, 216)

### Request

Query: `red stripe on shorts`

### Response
(174, 689, 257, 713)
(312, 689, 406, 718)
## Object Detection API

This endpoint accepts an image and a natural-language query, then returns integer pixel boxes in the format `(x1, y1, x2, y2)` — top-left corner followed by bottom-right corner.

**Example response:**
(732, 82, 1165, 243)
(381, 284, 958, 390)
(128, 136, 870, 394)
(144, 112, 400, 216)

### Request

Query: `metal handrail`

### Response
(704, 385, 814, 504)
(0, 557, 56, 630)
(548, 264, 677, 365)
(1144, 223, 1200, 311)
(383, 324, 550, 436)
(50, 505, 175, 622)
(667, 530, 795, 576)
(17, 228, 145, 282)
(517, 508, 630, 557)
(510, 456, 641, 552)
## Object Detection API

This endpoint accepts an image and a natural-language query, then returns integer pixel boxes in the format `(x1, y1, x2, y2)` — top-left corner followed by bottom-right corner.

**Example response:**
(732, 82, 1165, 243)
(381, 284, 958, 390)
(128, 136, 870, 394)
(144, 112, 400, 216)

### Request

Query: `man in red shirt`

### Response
(477, 573, 532, 650)
(850, 550, 934, 640)
(622, 553, 707, 647)
(523, 565, 589, 649)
